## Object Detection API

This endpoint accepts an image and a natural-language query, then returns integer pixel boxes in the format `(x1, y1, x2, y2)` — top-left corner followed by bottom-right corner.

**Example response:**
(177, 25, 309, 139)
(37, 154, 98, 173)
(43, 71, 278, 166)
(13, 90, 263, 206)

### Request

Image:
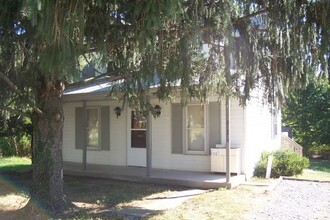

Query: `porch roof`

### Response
(63, 162, 245, 189)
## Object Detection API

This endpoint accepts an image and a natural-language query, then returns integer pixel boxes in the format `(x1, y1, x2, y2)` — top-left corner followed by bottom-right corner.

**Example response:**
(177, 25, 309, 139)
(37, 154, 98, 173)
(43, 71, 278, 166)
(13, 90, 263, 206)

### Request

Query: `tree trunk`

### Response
(32, 75, 69, 214)
(12, 135, 19, 155)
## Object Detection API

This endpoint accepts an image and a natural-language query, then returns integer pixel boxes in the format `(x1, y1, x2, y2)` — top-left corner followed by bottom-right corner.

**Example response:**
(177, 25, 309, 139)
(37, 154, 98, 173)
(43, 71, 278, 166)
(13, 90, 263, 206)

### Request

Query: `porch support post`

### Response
(146, 96, 152, 177)
(225, 95, 231, 183)
(224, 37, 232, 184)
(82, 100, 87, 171)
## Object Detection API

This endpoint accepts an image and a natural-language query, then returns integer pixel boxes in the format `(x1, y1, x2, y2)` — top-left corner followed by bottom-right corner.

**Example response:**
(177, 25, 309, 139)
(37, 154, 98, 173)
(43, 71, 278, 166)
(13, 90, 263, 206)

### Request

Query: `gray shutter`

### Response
(171, 103, 183, 154)
(75, 107, 83, 149)
(209, 102, 221, 149)
(101, 106, 110, 151)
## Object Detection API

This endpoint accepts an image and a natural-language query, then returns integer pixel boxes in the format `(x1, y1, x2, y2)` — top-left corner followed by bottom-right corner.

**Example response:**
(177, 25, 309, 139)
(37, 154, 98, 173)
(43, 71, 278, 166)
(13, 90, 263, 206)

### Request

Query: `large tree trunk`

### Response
(32, 75, 69, 214)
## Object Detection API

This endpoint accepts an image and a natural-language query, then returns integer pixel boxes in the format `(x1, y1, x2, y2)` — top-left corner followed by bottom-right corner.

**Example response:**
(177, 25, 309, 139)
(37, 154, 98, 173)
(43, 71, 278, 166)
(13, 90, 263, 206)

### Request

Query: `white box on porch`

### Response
(211, 146, 241, 174)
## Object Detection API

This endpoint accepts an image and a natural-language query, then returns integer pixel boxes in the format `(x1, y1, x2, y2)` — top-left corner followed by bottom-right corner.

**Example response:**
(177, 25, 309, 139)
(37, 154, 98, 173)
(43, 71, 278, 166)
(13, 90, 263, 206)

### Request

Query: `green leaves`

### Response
(254, 149, 309, 178)
(1, 0, 330, 112)
(283, 80, 330, 149)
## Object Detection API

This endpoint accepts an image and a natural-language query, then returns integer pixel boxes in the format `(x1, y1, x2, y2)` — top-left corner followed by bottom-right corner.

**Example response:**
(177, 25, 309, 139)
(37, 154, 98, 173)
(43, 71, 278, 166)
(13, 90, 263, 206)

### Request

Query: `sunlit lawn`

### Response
(0, 156, 31, 173)
(295, 159, 330, 181)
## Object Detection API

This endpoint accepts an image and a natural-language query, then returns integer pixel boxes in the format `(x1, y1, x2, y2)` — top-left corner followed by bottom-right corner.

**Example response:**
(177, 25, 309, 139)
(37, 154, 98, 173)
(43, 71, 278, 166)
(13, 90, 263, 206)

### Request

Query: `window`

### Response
(87, 108, 100, 149)
(75, 106, 110, 151)
(171, 102, 220, 155)
(131, 111, 147, 148)
(272, 112, 278, 138)
(185, 105, 206, 154)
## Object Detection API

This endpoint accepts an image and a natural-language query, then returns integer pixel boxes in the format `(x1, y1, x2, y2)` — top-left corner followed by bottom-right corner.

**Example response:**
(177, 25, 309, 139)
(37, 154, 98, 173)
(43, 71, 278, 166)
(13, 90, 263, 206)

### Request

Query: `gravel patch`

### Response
(245, 180, 330, 220)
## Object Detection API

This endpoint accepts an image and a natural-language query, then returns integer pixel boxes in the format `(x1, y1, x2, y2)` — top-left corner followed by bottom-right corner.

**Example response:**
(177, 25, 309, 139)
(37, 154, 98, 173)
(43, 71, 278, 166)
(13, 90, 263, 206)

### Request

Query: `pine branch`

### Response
(82, 54, 106, 76)
(0, 70, 19, 93)
(0, 70, 43, 116)
(235, 8, 269, 25)
(0, 105, 30, 117)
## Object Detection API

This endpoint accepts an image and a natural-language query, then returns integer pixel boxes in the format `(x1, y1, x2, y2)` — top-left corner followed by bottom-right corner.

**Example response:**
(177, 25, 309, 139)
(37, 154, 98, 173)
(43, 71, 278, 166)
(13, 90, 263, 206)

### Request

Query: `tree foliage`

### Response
(0, 115, 32, 156)
(0, 0, 329, 214)
(2, 0, 329, 111)
(282, 80, 330, 151)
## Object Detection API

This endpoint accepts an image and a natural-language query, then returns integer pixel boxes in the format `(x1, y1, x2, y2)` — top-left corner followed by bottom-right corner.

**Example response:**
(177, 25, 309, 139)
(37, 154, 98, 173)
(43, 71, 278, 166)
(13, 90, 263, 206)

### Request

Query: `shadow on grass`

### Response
(0, 173, 184, 219)
(64, 176, 186, 208)
(0, 164, 31, 173)
(63, 176, 188, 218)
(0, 159, 32, 197)
(0, 158, 187, 218)
(308, 159, 330, 173)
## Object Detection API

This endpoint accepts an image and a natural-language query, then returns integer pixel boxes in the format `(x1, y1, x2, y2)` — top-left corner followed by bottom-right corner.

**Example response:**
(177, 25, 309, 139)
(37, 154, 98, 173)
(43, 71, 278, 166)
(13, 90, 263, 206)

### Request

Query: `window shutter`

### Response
(171, 103, 183, 154)
(101, 106, 110, 151)
(75, 107, 83, 149)
(209, 102, 221, 149)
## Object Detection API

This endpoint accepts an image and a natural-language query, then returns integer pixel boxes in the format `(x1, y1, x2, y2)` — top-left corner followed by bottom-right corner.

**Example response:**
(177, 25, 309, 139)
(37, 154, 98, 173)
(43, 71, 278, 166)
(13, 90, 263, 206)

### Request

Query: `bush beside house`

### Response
(254, 149, 309, 178)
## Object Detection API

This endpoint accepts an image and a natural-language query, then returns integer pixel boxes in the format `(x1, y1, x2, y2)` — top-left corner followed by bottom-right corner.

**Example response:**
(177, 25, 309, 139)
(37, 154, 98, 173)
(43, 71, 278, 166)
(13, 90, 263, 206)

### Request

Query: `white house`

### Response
(62, 81, 281, 179)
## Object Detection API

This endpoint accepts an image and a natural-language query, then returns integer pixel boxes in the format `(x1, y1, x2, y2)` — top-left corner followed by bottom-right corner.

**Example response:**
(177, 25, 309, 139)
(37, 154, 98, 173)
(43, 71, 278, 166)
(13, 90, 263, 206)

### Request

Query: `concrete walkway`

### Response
(115, 189, 206, 218)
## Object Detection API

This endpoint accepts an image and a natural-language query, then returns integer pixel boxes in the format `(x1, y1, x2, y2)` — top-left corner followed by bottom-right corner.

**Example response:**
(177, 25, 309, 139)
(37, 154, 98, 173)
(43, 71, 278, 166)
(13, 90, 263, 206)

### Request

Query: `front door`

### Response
(127, 111, 146, 166)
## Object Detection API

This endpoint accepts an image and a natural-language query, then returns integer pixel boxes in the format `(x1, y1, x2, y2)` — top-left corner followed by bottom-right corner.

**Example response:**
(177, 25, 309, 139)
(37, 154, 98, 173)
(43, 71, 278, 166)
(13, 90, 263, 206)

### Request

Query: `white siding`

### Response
(243, 97, 281, 178)
(63, 101, 127, 166)
(220, 99, 244, 147)
(62, 94, 281, 175)
(151, 102, 210, 172)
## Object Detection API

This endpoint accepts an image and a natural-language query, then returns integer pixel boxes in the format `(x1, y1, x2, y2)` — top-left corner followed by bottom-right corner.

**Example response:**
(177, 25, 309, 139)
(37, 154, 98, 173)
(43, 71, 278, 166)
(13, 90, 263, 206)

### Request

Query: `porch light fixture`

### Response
(114, 106, 121, 118)
(154, 105, 161, 117)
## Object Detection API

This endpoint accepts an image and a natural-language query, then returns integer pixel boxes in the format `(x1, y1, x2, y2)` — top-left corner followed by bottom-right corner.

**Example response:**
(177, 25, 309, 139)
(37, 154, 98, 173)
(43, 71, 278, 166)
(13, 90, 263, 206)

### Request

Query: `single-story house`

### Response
(62, 79, 281, 180)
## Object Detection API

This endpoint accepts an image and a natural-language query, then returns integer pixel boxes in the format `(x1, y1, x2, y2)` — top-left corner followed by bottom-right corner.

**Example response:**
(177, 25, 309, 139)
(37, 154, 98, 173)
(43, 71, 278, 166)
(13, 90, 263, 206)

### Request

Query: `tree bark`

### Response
(32, 75, 69, 214)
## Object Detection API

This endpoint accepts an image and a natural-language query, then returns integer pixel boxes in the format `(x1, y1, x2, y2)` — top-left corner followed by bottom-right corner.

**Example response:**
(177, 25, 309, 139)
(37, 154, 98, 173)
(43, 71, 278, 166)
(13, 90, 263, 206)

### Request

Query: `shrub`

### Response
(254, 149, 309, 178)
(306, 144, 330, 160)
(0, 135, 31, 157)
(0, 137, 16, 157)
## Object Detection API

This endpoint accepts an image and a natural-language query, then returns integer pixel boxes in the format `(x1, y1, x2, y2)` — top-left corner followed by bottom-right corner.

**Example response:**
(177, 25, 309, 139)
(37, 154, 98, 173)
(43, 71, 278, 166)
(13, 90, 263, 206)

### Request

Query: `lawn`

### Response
(0, 157, 329, 219)
(296, 159, 330, 181)
(0, 156, 31, 173)
(309, 159, 330, 173)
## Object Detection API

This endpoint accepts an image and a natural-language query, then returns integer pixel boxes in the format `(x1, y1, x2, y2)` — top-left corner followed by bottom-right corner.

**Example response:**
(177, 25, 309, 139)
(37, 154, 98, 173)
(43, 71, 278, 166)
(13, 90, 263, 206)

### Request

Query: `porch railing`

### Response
(281, 134, 303, 156)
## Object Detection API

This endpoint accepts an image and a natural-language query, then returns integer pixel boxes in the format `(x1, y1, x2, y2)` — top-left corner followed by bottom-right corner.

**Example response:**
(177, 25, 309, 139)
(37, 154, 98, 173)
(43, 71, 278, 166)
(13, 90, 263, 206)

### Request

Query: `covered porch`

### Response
(63, 162, 246, 189)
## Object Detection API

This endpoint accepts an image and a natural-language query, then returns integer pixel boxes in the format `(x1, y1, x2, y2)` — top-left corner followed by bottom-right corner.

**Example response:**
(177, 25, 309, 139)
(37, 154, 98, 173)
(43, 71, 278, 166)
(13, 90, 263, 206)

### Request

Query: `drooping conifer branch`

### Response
(0, 71, 43, 116)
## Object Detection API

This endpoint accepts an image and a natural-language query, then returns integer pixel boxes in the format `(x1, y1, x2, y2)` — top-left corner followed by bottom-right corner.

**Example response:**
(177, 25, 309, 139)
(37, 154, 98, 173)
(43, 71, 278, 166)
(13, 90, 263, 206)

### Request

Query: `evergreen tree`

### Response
(0, 0, 329, 214)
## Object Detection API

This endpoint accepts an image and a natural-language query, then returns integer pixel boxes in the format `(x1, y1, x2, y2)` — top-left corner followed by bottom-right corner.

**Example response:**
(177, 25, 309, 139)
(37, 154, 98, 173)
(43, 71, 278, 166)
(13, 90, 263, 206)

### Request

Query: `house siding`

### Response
(62, 94, 281, 175)
(220, 99, 244, 147)
(63, 101, 127, 166)
(151, 102, 210, 172)
(243, 97, 281, 178)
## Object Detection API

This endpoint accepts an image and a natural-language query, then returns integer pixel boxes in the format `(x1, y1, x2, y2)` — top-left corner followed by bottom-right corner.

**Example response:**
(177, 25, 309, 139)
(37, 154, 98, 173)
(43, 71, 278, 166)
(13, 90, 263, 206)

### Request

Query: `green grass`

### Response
(308, 159, 330, 172)
(148, 186, 267, 220)
(0, 156, 31, 173)
(296, 159, 330, 181)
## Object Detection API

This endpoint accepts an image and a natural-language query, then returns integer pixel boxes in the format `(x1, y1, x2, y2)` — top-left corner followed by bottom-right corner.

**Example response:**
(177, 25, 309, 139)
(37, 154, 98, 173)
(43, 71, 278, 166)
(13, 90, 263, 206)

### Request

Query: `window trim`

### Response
(86, 106, 101, 151)
(131, 111, 147, 148)
(184, 104, 209, 155)
(272, 111, 278, 139)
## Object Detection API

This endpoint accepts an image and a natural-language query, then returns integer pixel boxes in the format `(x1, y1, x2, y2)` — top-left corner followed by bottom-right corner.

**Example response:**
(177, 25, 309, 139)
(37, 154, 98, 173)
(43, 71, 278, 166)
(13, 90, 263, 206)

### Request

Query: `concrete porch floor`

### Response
(63, 162, 246, 189)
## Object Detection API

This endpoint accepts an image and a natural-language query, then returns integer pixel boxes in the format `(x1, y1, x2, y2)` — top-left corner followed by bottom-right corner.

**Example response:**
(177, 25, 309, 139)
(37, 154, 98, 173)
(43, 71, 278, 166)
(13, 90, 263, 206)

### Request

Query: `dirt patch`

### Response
(0, 178, 29, 220)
